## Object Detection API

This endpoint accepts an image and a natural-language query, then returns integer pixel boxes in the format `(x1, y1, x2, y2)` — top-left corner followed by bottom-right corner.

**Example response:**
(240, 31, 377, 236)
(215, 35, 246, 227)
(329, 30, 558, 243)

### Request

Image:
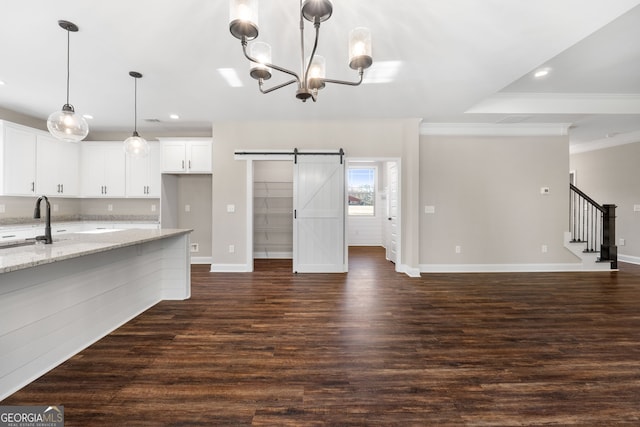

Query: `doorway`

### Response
(346, 158, 400, 266)
(242, 151, 347, 273)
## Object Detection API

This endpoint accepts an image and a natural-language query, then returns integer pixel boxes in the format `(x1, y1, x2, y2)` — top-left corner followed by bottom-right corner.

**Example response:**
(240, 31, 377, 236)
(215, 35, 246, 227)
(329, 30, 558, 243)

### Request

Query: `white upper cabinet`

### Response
(36, 134, 79, 197)
(80, 142, 126, 197)
(159, 138, 212, 173)
(126, 141, 161, 197)
(0, 121, 37, 196)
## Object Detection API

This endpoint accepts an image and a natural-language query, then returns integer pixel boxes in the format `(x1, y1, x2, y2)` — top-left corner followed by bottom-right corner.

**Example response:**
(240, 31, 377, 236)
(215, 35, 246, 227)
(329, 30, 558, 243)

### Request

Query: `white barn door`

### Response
(293, 154, 346, 273)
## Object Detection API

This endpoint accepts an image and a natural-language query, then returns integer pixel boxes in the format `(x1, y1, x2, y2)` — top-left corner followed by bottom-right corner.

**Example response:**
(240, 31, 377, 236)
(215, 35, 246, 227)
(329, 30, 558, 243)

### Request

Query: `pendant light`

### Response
(47, 20, 89, 142)
(123, 71, 150, 157)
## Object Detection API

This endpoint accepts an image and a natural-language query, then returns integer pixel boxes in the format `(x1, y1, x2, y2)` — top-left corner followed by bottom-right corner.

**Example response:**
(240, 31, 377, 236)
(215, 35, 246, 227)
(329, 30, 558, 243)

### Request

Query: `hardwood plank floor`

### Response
(3, 247, 640, 426)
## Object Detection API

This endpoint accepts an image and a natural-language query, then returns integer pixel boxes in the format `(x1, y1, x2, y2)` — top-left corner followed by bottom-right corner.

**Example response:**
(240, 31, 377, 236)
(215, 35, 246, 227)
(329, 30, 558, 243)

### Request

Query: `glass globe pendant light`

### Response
(123, 71, 150, 157)
(47, 20, 89, 142)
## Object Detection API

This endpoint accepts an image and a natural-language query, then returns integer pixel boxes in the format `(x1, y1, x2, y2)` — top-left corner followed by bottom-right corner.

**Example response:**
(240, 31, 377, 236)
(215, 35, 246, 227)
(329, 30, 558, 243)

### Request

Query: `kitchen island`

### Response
(0, 228, 192, 400)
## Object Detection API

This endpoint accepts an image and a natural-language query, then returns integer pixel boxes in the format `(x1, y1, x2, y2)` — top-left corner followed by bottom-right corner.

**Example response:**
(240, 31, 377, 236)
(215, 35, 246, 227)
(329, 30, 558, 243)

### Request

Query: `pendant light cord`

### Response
(133, 77, 138, 134)
(65, 28, 71, 106)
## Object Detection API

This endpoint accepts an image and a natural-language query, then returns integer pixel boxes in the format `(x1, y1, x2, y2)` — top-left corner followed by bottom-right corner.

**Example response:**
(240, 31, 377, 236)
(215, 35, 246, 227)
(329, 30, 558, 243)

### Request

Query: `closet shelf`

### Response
(253, 175, 293, 259)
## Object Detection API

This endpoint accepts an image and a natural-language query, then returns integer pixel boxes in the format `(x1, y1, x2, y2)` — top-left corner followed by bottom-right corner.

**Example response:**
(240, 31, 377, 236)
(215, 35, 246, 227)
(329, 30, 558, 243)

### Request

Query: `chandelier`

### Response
(229, 0, 373, 102)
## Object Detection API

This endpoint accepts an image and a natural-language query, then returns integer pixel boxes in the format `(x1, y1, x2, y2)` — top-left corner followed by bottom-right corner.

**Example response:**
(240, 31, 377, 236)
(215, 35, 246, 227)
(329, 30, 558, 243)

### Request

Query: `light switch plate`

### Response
(634, 204, 640, 212)
(227, 204, 235, 213)
(424, 205, 435, 214)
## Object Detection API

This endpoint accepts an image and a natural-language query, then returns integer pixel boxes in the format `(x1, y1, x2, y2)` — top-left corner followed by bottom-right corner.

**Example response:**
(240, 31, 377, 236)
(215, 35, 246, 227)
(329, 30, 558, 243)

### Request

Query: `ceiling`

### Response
(1, 0, 639, 148)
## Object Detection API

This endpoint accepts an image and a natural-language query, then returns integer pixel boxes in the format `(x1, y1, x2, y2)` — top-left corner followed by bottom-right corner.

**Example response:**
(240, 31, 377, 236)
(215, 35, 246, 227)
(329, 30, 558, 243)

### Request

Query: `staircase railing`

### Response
(569, 184, 617, 268)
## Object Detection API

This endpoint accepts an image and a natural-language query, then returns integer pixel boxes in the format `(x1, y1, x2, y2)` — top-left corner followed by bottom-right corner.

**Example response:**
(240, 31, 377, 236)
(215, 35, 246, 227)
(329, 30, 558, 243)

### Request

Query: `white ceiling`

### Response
(1, 0, 639, 148)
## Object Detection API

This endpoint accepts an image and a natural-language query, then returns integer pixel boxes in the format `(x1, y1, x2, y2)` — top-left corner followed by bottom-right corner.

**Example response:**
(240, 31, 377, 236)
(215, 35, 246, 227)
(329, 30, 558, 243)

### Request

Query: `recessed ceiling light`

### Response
(82, 114, 94, 120)
(217, 68, 244, 88)
(169, 114, 180, 120)
(534, 68, 551, 78)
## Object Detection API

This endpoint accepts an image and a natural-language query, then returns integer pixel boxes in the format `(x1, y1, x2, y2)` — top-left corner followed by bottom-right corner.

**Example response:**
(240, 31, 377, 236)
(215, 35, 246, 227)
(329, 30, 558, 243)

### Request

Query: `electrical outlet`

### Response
(151, 204, 157, 212)
(53, 204, 59, 212)
(0, 204, 5, 213)
(228, 244, 235, 253)
(227, 204, 235, 213)
(619, 238, 626, 246)
(541, 244, 548, 253)
(455, 245, 461, 254)
(424, 205, 435, 214)
(540, 187, 550, 195)
(634, 205, 640, 212)
(185, 204, 191, 212)
(107, 204, 113, 212)
(190, 243, 199, 253)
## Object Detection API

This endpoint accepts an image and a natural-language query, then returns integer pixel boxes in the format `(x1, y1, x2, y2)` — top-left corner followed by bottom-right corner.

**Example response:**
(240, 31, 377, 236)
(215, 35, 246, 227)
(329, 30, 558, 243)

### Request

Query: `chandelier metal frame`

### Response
(229, 0, 373, 102)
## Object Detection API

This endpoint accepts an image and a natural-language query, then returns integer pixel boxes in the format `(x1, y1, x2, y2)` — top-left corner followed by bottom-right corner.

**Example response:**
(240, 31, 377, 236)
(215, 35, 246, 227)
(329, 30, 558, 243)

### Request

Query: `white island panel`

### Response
(0, 229, 191, 400)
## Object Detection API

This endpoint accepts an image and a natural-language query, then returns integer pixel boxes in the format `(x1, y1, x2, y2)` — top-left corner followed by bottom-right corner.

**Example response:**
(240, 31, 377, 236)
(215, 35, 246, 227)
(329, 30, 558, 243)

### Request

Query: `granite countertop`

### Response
(0, 228, 191, 274)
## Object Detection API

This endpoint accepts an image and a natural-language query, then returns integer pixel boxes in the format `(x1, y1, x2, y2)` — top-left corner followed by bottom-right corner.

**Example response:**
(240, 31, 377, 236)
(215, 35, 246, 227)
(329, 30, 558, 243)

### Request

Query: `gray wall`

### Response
(419, 134, 578, 266)
(570, 142, 640, 262)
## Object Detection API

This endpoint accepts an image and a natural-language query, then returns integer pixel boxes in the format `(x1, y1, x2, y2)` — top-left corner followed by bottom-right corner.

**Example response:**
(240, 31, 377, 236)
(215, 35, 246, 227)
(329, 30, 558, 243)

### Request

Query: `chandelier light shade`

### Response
(307, 55, 326, 90)
(228, 0, 373, 102)
(123, 71, 150, 157)
(349, 27, 373, 70)
(249, 42, 272, 80)
(229, 0, 259, 40)
(47, 20, 89, 142)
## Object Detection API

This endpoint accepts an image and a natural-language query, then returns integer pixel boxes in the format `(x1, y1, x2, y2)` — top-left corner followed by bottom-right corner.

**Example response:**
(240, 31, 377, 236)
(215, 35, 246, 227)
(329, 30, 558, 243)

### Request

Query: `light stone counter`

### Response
(0, 228, 188, 274)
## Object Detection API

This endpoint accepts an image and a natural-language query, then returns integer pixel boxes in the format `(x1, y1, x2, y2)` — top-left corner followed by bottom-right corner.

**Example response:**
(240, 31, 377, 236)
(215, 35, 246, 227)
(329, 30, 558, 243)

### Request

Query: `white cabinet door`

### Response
(147, 142, 161, 197)
(161, 142, 187, 172)
(293, 154, 346, 273)
(103, 145, 126, 197)
(1, 121, 37, 196)
(160, 138, 212, 173)
(36, 134, 79, 197)
(187, 140, 212, 173)
(126, 141, 160, 197)
(81, 143, 126, 197)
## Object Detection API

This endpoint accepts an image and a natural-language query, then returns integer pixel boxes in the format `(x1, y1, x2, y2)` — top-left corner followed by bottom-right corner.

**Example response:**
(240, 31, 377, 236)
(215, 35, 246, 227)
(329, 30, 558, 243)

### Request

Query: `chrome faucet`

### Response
(34, 195, 53, 244)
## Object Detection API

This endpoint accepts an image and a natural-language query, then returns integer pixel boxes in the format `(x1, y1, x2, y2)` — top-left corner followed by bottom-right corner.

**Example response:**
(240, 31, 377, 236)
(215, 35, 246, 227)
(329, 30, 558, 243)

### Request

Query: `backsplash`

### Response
(0, 196, 159, 226)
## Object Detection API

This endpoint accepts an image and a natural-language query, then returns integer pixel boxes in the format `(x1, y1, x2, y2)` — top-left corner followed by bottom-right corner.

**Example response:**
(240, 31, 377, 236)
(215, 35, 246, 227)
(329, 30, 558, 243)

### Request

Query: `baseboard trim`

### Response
(190, 256, 212, 265)
(619, 254, 640, 265)
(210, 263, 252, 273)
(420, 263, 616, 273)
(397, 263, 421, 277)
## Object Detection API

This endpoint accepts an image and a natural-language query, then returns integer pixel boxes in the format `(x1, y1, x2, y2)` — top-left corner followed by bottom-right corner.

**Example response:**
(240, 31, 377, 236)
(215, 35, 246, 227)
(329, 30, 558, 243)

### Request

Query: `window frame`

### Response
(347, 165, 377, 217)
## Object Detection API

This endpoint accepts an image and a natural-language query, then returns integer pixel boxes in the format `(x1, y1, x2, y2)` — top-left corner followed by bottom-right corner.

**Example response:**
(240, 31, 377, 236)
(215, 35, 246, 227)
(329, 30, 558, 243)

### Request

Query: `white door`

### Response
(293, 155, 346, 273)
(385, 161, 399, 263)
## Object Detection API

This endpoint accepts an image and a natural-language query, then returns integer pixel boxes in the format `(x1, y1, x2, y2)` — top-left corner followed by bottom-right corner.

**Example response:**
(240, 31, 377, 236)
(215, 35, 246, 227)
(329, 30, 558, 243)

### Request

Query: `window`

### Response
(348, 167, 375, 216)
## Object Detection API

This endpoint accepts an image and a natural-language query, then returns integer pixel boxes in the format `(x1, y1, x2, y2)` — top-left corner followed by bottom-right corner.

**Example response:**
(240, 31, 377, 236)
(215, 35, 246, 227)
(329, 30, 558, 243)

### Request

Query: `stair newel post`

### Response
(600, 204, 617, 269)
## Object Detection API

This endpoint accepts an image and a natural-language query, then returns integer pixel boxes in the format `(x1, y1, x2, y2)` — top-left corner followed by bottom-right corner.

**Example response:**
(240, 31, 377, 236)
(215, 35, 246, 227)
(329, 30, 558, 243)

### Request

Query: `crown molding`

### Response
(466, 93, 640, 114)
(570, 130, 640, 154)
(420, 122, 571, 136)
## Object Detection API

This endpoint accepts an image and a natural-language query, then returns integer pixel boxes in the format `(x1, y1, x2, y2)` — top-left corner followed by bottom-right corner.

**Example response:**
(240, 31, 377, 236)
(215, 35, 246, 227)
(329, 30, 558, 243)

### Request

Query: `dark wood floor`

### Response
(3, 247, 640, 426)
